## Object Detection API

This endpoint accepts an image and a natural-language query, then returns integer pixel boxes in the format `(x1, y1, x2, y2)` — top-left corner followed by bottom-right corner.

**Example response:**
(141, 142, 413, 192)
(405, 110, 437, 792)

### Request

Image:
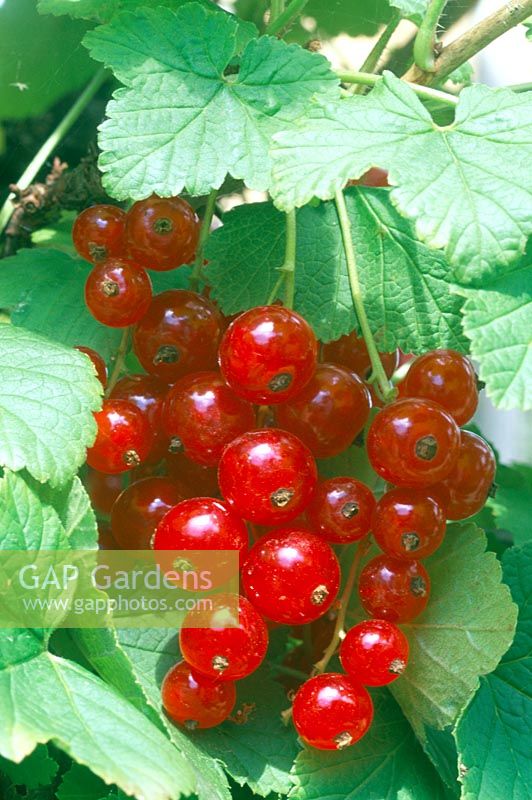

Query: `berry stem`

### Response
(266, 209, 297, 308)
(334, 189, 393, 401)
(271, 664, 309, 681)
(105, 327, 132, 398)
(190, 188, 218, 290)
(336, 70, 458, 107)
(354, 11, 401, 90)
(413, 0, 448, 72)
(266, 0, 309, 36)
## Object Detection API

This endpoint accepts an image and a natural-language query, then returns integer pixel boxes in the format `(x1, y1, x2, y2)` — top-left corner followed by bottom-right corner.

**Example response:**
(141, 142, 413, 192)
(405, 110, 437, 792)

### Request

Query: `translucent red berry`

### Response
(306, 477, 375, 543)
(125, 194, 200, 271)
(86, 468, 123, 515)
(110, 373, 168, 462)
(75, 346, 107, 387)
(219, 306, 317, 404)
(161, 660, 236, 729)
(403, 349, 478, 425)
(340, 619, 409, 686)
(372, 488, 446, 560)
(358, 555, 430, 623)
(322, 331, 398, 380)
(111, 476, 186, 549)
(87, 399, 153, 474)
(292, 673, 373, 750)
(85, 258, 152, 328)
(73, 204, 126, 263)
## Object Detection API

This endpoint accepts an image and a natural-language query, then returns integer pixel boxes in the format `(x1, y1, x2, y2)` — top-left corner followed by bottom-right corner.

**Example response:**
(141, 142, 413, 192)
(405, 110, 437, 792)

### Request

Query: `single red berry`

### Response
(162, 372, 255, 467)
(372, 488, 446, 560)
(358, 167, 389, 187)
(73, 204, 126, 263)
(219, 306, 317, 404)
(98, 520, 118, 550)
(125, 194, 200, 270)
(166, 451, 220, 498)
(340, 619, 409, 686)
(161, 660, 236, 729)
(430, 430, 496, 520)
(322, 332, 398, 380)
(180, 594, 268, 681)
(111, 476, 186, 549)
(75, 346, 107, 387)
(275, 364, 371, 458)
(218, 429, 317, 525)
(306, 477, 375, 543)
(292, 673, 373, 750)
(85, 258, 152, 328)
(366, 398, 460, 488)
(358, 555, 430, 623)
(403, 349, 478, 426)
(86, 468, 123, 515)
(87, 399, 153, 474)
(133, 290, 223, 382)
(241, 528, 340, 624)
(110, 373, 168, 462)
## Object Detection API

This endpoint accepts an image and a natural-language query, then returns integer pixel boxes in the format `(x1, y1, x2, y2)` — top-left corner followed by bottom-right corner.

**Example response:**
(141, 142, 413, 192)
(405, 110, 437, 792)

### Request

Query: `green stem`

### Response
(413, 0, 448, 72)
(270, 664, 309, 681)
(269, 0, 284, 24)
(266, 210, 297, 308)
(190, 188, 218, 290)
(334, 189, 392, 401)
(354, 10, 401, 90)
(0, 67, 108, 236)
(336, 69, 458, 107)
(105, 327, 131, 398)
(266, 0, 309, 36)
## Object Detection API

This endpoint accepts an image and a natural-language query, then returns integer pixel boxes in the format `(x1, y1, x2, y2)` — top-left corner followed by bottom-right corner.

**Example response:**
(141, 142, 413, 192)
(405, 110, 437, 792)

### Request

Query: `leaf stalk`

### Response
(190, 188, 218, 291)
(413, 0, 448, 72)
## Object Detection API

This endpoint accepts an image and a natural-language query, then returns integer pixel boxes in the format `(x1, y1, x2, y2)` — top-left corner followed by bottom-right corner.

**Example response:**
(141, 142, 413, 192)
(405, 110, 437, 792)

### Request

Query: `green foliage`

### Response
(490, 463, 532, 546)
(39, 0, 241, 24)
(0, 746, 58, 790)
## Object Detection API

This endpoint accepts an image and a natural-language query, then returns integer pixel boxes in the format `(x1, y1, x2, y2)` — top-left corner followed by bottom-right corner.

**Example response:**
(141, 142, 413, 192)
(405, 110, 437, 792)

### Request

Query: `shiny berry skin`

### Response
(110, 373, 168, 462)
(162, 372, 255, 467)
(241, 528, 340, 624)
(322, 332, 398, 380)
(133, 290, 223, 382)
(218, 429, 317, 525)
(403, 349, 478, 426)
(306, 477, 375, 543)
(180, 594, 268, 681)
(358, 555, 430, 623)
(367, 398, 460, 488)
(125, 194, 200, 271)
(340, 619, 409, 686)
(75, 346, 107, 387)
(86, 400, 153, 474)
(166, 451, 220, 498)
(73, 204, 126, 263)
(161, 660, 236, 729)
(111, 476, 186, 549)
(85, 258, 152, 328)
(86, 468, 123, 515)
(219, 306, 317, 405)
(372, 488, 446, 560)
(275, 364, 371, 458)
(292, 673, 373, 750)
(431, 431, 496, 520)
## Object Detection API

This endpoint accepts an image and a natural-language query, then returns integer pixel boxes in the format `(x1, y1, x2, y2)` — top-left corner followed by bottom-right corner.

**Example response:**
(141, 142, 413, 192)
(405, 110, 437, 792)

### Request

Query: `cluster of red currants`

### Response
(74, 199, 495, 751)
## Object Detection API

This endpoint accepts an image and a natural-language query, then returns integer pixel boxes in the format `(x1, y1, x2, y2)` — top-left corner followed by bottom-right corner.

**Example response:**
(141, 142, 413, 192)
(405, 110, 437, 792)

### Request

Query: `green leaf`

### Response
(38, 477, 98, 549)
(57, 763, 114, 800)
(0, 249, 121, 362)
(454, 544, 532, 800)
(39, 0, 250, 26)
(422, 727, 460, 795)
(271, 74, 532, 282)
(490, 463, 532, 545)
(291, 689, 447, 800)
(205, 192, 466, 350)
(389, 0, 429, 24)
(446, 61, 474, 86)
(0, 746, 58, 790)
(84, 3, 338, 198)
(0, 652, 195, 800)
(454, 264, 532, 410)
(0, 327, 101, 486)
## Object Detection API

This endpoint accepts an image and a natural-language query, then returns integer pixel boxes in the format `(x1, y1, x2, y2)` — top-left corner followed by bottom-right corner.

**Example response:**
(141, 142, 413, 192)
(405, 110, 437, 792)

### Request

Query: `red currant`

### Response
(75, 346, 107, 387)
(403, 349, 478, 426)
(322, 332, 398, 380)
(430, 431, 496, 520)
(358, 167, 390, 187)
(73, 205, 126, 263)
(179, 594, 268, 681)
(125, 194, 200, 270)
(358, 555, 430, 622)
(166, 451, 220, 498)
(162, 372, 255, 467)
(340, 619, 409, 686)
(372, 488, 446, 560)
(133, 290, 223, 382)
(85, 258, 152, 328)
(275, 364, 371, 458)
(86, 400, 153, 474)
(219, 306, 317, 405)
(292, 673, 373, 750)
(111, 476, 186, 549)
(218, 429, 317, 525)
(86, 468, 123, 515)
(241, 528, 340, 624)
(110, 373, 168, 462)
(306, 477, 375, 543)
(161, 660, 236, 729)
(367, 398, 460, 488)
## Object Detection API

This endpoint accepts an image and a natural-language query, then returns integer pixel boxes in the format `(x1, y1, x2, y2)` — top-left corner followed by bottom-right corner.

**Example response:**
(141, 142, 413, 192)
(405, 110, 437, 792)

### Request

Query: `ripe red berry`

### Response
(219, 306, 317, 404)
(86, 468, 123, 515)
(275, 364, 371, 458)
(166, 451, 220, 498)
(292, 673, 373, 750)
(372, 488, 446, 560)
(366, 398, 460, 488)
(125, 194, 200, 270)
(111, 476, 186, 549)
(85, 258, 152, 328)
(86, 399, 153, 474)
(110, 373, 168, 462)
(306, 477, 375, 543)
(241, 528, 340, 624)
(75, 346, 107, 387)
(133, 290, 223, 382)
(162, 372, 255, 467)
(340, 619, 409, 686)
(218, 429, 317, 525)
(161, 660, 236, 729)
(73, 204, 126, 263)
(179, 594, 268, 681)
(358, 555, 430, 623)
(322, 332, 398, 380)
(403, 349, 478, 426)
